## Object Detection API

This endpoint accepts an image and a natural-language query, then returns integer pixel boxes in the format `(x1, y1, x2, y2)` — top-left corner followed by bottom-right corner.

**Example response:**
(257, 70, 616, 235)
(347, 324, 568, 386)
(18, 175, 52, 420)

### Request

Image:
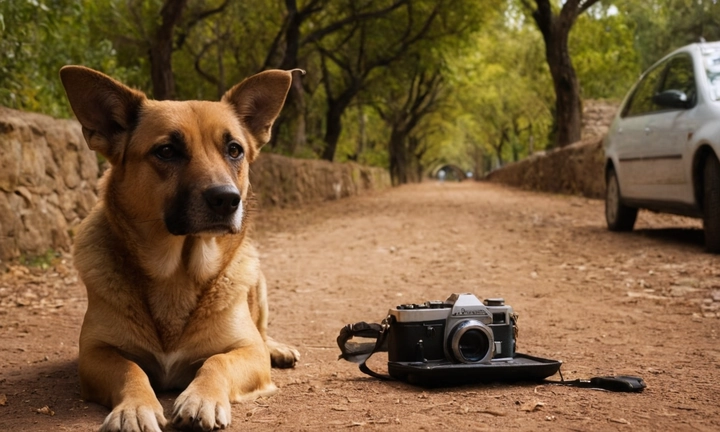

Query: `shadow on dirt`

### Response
(342, 374, 545, 392)
(0, 359, 108, 428)
(0, 360, 188, 430)
(633, 227, 705, 249)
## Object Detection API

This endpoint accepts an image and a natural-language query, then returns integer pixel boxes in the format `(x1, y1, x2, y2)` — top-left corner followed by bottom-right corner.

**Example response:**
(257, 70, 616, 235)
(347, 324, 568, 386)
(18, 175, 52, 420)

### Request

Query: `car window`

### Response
(703, 47, 720, 101)
(659, 54, 696, 106)
(623, 63, 665, 117)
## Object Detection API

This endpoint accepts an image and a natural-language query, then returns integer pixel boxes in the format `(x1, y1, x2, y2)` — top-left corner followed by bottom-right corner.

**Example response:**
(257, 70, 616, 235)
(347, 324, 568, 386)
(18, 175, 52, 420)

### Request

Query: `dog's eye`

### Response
(154, 145, 177, 160)
(228, 142, 244, 160)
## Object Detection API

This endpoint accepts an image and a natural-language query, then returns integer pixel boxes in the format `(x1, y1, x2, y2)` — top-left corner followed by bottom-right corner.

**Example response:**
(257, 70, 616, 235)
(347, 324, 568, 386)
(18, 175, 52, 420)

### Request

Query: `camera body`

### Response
(387, 293, 516, 364)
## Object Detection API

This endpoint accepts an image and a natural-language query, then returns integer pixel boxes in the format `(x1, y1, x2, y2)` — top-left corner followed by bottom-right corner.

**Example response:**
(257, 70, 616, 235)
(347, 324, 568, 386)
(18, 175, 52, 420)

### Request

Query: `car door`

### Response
(643, 54, 696, 202)
(614, 62, 666, 199)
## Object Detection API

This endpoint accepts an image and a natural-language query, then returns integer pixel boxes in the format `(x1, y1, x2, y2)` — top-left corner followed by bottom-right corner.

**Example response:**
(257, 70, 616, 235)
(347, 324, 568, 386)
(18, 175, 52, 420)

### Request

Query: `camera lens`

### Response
(458, 329, 490, 362)
(449, 320, 494, 364)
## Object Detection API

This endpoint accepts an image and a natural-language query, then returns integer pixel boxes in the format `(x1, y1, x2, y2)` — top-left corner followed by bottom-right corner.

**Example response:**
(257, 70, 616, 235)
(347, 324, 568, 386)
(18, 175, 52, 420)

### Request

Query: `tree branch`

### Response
(191, 39, 220, 87)
(176, 0, 230, 50)
(578, 0, 602, 15)
(301, 0, 409, 45)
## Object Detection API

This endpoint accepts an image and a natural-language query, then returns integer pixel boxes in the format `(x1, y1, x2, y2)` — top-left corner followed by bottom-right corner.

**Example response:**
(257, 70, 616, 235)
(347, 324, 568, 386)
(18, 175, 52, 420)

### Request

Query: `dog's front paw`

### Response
(267, 337, 301, 368)
(100, 401, 167, 432)
(172, 386, 231, 431)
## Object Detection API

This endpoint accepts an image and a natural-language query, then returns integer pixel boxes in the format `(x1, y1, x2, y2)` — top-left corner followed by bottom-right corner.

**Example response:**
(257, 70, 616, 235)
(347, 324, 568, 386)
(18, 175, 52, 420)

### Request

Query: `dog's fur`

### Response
(60, 66, 301, 432)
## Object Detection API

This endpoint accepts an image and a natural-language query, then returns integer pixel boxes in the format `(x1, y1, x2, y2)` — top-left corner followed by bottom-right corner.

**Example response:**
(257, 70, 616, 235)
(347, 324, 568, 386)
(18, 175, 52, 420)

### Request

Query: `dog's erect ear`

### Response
(59, 65, 146, 165)
(222, 69, 303, 148)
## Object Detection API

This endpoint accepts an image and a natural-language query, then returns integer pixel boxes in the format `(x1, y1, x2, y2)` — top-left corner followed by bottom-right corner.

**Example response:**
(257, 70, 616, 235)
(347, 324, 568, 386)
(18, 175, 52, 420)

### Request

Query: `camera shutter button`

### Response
(484, 298, 505, 306)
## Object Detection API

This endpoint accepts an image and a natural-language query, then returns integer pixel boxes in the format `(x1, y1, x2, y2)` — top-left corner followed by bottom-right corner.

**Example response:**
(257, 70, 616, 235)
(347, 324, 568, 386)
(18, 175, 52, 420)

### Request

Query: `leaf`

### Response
(609, 418, 630, 425)
(36, 406, 54, 416)
(520, 400, 545, 412)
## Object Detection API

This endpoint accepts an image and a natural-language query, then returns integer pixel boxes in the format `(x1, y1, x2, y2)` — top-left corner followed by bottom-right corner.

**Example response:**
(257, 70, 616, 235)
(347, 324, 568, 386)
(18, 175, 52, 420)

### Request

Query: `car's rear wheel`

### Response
(605, 167, 637, 231)
(703, 155, 720, 253)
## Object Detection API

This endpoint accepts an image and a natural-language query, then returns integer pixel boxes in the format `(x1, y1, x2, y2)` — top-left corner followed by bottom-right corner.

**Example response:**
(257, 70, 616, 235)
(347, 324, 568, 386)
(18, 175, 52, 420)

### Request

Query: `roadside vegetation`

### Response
(1, 0, 718, 183)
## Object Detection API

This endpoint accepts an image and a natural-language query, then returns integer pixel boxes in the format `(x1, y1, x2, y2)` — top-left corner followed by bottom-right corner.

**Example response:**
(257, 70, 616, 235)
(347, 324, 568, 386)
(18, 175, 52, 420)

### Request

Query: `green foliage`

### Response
(619, 0, 720, 71)
(172, 0, 286, 100)
(570, 5, 641, 100)
(436, 14, 554, 173)
(328, 0, 502, 179)
(19, 248, 60, 270)
(1, 0, 715, 180)
(335, 105, 388, 164)
(0, 0, 138, 117)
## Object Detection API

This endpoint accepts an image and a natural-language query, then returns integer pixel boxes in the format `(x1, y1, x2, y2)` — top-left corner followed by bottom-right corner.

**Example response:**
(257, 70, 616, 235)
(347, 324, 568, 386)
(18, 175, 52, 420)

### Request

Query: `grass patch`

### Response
(19, 249, 60, 270)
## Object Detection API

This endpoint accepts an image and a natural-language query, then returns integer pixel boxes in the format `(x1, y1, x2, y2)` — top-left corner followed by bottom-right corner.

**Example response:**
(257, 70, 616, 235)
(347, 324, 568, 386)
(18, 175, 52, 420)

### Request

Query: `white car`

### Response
(604, 41, 720, 252)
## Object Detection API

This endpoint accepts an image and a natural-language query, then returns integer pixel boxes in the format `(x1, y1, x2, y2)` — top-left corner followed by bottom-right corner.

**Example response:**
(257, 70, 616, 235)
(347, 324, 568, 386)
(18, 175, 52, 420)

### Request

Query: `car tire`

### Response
(703, 155, 720, 253)
(605, 168, 637, 231)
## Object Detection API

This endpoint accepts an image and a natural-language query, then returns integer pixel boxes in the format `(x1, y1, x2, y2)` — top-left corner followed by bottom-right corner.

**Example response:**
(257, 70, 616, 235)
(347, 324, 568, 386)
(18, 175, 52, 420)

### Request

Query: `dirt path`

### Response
(1, 181, 719, 431)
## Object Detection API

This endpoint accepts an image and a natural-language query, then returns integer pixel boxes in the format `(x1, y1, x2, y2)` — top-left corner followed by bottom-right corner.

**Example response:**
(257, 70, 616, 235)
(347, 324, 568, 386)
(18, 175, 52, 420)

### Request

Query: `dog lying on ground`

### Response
(60, 66, 301, 432)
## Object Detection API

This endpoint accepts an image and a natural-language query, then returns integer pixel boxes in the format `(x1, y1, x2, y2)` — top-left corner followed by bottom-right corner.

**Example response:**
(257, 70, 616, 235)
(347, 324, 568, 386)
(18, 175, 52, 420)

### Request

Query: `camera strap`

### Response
(544, 373, 646, 392)
(336, 319, 393, 380)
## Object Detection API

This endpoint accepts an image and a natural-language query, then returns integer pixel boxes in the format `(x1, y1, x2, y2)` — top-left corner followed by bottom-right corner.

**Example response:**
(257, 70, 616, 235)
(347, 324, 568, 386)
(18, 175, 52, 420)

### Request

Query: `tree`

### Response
(94, 0, 231, 100)
(437, 14, 553, 173)
(315, 0, 501, 163)
(176, 0, 278, 100)
(313, 0, 445, 162)
(149, 0, 189, 100)
(260, 0, 411, 155)
(0, 0, 134, 117)
(619, 0, 720, 71)
(521, 0, 601, 148)
(373, 64, 445, 184)
(569, 6, 640, 100)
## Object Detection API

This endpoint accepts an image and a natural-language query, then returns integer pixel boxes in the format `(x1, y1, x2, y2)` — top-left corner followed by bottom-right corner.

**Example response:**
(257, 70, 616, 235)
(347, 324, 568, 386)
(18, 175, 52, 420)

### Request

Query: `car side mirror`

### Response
(652, 89, 691, 109)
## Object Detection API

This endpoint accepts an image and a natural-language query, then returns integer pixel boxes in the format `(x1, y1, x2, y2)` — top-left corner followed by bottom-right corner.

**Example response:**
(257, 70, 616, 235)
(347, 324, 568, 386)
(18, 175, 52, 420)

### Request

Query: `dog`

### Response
(60, 66, 301, 432)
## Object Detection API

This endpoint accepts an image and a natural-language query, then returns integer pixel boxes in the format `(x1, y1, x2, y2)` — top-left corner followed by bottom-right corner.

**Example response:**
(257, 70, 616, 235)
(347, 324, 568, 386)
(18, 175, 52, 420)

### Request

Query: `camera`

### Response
(337, 292, 561, 385)
(387, 293, 516, 365)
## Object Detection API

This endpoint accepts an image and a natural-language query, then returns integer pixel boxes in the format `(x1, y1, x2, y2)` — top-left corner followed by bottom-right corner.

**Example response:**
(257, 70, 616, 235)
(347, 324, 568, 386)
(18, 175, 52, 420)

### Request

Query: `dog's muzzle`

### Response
(164, 184, 243, 236)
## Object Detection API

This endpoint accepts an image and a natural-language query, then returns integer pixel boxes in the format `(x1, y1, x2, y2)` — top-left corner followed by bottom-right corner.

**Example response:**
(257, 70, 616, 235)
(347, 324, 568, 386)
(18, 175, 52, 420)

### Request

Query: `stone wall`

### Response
(486, 100, 618, 198)
(580, 99, 618, 141)
(0, 107, 99, 263)
(0, 107, 391, 263)
(485, 137, 606, 199)
(251, 153, 391, 208)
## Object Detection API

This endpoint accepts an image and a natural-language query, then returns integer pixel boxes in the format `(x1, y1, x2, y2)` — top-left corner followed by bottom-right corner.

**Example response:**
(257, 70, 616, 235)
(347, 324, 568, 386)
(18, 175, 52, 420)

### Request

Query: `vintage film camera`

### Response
(385, 293, 560, 384)
(337, 292, 561, 385)
(387, 293, 516, 364)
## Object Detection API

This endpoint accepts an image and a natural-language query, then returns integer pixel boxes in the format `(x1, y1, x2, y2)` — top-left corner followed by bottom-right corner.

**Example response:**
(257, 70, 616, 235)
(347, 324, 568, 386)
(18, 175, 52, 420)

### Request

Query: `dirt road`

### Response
(1, 181, 719, 431)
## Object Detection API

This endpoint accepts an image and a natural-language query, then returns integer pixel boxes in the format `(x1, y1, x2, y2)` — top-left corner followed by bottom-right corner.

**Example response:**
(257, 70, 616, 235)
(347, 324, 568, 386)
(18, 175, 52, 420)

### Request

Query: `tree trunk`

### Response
(408, 136, 423, 183)
(530, 0, 597, 148)
(267, 0, 306, 153)
(472, 146, 483, 179)
(321, 84, 357, 161)
(388, 130, 407, 186)
(278, 0, 302, 71)
(356, 104, 366, 158)
(493, 129, 508, 167)
(150, 0, 188, 100)
(322, 107, 343, 161)
(546, 33, 582, 147)
(288, 79, 307, 155)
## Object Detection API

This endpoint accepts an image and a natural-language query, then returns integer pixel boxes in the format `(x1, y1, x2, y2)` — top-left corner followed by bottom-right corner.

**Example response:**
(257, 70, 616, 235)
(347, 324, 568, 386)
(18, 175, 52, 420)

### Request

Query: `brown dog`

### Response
(60, 66, 301, 432)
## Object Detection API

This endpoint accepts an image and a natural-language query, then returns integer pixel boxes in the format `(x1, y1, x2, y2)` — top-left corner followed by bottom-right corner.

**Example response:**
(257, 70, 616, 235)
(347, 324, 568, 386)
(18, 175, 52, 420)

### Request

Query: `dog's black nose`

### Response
(203, 185, 241, 216)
